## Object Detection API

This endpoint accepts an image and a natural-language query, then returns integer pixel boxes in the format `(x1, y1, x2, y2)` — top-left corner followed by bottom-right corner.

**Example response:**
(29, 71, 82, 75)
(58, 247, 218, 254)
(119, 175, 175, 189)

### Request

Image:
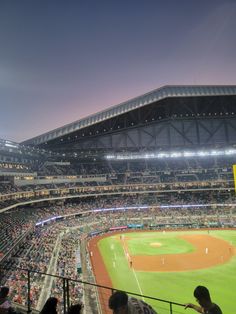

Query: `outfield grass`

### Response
(98, 230, 236, 314)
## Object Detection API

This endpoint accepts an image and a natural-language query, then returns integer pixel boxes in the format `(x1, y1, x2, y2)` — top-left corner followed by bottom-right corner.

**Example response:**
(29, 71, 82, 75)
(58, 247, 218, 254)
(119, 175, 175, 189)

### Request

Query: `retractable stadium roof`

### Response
(22, 85, 236, 146)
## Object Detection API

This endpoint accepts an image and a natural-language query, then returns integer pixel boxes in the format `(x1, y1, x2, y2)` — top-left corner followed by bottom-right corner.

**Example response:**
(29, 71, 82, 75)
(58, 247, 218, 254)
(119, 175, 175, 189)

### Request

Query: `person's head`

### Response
(194, 286, 211, 307)
(0, 286, 9, 298)
(109, 291, 128, 314)
(41, 297, 58, 313)
(67, 303, 83, 314)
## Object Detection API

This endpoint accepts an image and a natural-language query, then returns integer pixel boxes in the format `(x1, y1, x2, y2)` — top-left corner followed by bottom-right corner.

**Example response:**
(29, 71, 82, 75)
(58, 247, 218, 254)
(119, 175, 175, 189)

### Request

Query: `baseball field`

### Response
(89, 229, 236, 313)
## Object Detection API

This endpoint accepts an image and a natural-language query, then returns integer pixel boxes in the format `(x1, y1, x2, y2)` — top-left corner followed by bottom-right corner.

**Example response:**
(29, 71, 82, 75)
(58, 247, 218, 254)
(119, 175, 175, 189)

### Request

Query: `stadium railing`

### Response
(0, 266, 185, 314)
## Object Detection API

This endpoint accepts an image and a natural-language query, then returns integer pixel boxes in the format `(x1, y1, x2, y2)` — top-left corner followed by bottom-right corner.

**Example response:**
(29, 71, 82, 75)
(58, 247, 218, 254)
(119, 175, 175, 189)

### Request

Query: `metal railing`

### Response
(0, 266, 185, 314)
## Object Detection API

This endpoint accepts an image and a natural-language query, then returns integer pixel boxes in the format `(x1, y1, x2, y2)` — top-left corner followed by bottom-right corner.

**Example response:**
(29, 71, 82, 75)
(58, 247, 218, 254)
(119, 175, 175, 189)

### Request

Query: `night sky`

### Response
(1, 0, 236, 142)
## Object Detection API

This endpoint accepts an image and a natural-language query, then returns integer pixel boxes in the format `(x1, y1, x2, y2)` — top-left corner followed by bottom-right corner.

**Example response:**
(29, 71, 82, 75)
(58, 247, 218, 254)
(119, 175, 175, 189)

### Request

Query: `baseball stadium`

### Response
(1, 85, 236, 313)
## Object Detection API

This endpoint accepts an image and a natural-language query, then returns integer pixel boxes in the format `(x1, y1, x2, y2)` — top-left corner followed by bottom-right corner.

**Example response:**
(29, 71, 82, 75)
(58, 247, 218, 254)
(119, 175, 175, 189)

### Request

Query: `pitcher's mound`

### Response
(150, 242, 162, 247)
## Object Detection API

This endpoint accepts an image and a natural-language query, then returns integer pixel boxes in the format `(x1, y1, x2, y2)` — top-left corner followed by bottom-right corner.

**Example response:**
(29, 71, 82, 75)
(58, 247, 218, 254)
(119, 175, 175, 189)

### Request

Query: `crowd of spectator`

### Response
(1, 224, 62, 307)
(37, 156, 235, 178)
(0, 165, 235, 312)
(0, 183, 20, 195)
(0, 174, 234, 212)
(0, 162, 31, 174)
(1, 190, 236, 257)
(51, 231, 83, 311)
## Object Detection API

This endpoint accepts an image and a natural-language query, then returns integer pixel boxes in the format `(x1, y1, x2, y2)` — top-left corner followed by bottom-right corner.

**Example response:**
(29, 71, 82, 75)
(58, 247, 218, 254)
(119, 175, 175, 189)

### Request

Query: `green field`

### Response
(98, 230, 236, 313)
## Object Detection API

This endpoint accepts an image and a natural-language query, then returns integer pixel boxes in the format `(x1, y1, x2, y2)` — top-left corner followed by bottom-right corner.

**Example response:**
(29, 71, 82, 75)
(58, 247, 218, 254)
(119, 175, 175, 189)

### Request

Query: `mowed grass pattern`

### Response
(98, 230, 236, 314)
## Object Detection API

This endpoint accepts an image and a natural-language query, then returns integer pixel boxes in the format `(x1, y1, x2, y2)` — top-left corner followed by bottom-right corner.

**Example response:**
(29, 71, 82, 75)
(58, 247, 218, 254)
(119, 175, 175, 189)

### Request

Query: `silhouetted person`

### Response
(40, 297, 58, 314)
(0, 286, 16, 314)
(109, 291, 157, 313)
(67, 303, 83, 314)
(185, 286, 222, 313)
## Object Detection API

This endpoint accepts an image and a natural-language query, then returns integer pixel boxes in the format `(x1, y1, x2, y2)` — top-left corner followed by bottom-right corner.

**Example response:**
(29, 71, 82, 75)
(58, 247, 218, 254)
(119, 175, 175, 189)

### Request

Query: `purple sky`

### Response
(1, 0, 236, 142)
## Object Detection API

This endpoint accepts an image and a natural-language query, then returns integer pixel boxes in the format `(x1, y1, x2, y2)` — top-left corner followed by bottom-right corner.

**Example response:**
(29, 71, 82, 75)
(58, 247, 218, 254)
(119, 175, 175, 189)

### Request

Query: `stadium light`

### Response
(105, 147, 236, 160)
(183, 151, 195, 157)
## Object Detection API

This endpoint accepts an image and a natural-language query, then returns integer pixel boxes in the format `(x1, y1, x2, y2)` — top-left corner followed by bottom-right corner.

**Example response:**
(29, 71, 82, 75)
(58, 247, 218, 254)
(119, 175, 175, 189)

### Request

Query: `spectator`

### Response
(67, 303, 83, 314)
(109, 291, 157, 314)
(185, 286, 222, 313)
(40, 297, 58, 314)
(0, 286, 15, 314)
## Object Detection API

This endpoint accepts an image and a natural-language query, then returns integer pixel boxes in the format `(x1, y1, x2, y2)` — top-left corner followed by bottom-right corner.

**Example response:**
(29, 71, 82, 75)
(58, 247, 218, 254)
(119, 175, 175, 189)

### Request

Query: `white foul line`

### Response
(131, 268, 145, 301)
(121, 238, 145, 301)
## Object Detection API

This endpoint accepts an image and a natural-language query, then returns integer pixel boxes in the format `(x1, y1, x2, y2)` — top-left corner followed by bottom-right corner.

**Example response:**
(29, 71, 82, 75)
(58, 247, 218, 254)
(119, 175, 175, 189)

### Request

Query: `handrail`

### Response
(0, 266, 185, 313)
